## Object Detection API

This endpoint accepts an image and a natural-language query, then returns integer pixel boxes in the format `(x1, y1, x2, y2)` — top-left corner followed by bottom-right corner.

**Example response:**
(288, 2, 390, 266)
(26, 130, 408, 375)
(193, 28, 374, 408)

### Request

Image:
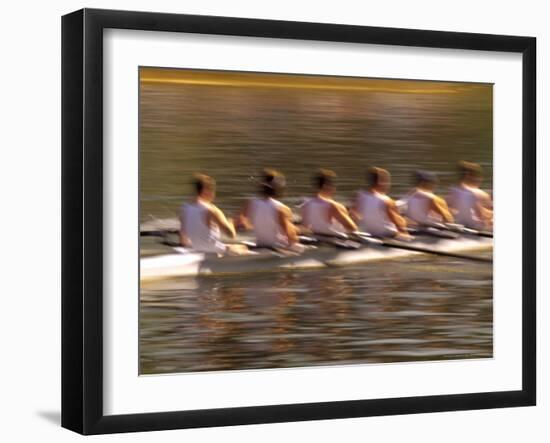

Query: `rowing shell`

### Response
(140, 233, 492, 283)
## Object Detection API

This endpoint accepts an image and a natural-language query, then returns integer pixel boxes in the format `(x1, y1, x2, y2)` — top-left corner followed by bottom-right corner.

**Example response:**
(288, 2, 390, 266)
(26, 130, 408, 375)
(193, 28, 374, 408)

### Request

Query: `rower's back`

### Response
(248, 197, 286, 246)
(447, 185, 484, 229)
(356, 190, 397, 237)
(406, 189, 436, 225)
(180, 201, 225, 253)
(301, 197, 343, 235)
(447, 162, 490, 230)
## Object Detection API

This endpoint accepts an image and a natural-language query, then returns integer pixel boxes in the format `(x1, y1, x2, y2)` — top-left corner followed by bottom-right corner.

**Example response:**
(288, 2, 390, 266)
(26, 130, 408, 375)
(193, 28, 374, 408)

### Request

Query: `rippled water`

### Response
(139, 69, 493, 374)
(140, 255, 492, 374)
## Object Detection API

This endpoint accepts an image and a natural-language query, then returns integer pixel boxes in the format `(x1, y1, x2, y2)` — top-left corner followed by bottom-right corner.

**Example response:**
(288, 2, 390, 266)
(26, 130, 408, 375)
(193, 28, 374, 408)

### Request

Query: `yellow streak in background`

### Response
(142, 77, 458, 94)
(140, 68, 491, 95)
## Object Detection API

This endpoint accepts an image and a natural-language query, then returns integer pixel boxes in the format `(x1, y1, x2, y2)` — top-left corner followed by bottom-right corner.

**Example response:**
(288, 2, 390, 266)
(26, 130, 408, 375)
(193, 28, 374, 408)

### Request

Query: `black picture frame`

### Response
(62, 8, 536, 435)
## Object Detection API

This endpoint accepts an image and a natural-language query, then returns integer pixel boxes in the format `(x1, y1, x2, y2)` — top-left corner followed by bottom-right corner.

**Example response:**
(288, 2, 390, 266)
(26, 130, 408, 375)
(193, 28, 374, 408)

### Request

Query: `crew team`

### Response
(178, 161, 493, 254)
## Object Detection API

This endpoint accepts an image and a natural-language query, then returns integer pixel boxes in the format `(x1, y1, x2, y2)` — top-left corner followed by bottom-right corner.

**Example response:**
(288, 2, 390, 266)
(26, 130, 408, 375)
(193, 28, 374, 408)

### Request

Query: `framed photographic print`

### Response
(61, 8, 536, 435)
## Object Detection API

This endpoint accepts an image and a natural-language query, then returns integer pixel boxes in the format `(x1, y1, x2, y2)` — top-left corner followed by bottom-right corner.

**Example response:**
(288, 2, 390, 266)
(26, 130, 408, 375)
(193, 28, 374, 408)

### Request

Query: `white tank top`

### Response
(406, 189, 439, 225)
(448, 185, 484, 229)
(301, 197, 345, 235)
(248, 197, 287, 246)
(356, 190, 397, 237)
(179, 201, 226, 253)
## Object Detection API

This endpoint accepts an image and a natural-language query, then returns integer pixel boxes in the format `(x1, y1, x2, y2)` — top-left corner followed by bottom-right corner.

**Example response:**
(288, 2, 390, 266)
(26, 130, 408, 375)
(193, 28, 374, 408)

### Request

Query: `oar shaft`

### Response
(381, 239, 492, 263)
(433, 223, 493, 238)
(461, 228, 493, 238)
(140, 228, 179, 236)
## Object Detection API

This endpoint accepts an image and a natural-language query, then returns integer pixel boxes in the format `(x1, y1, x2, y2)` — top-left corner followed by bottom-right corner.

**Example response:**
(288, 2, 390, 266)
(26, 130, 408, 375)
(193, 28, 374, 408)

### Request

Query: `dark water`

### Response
(139, 70, 493, 374)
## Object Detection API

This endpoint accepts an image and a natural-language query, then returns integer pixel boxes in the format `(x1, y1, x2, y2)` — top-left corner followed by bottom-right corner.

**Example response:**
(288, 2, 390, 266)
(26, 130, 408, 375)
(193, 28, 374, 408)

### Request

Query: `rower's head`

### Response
(260, 168, 286, 198)
(458, 161, 483, 186)
(415, 170, 438, 191)
(367, 167, 391, 193)
(314, 168, 337, 196)
(193, 173, 216, 202)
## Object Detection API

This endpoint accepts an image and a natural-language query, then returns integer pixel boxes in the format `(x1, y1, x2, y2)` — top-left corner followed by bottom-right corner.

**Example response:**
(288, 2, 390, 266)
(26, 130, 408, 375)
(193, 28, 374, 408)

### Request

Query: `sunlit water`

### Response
(139, 72, 493, 374)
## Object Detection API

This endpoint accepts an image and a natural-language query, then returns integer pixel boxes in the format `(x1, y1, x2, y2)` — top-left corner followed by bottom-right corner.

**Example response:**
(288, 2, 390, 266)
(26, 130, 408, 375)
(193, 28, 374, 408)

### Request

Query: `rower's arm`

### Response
(330, 201, 358, 232)
(277, 205, 299, 245)
(179, 210, 191, 247)
(386, 199, 407, 233)
(445, 191, 457, 214)
(209, 205, 236, 239)
(349, 192, 362, 222)
(235, 200, 253, 230)
(476, 192, 493, 225)
(480, 191, 493, 210)
(299, 202, 310, 228)
(430, 195, 454, 223)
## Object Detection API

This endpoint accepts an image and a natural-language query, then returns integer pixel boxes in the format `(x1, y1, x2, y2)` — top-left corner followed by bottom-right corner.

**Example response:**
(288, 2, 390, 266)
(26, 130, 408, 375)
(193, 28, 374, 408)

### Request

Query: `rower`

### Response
(351, 167, 411, 239)
(446, 161, 493, 230)
(300, 169, 357, 235)
(179, 174, 246, 255)
(237, 169, 302, 250)
(404, 170, 454, 226)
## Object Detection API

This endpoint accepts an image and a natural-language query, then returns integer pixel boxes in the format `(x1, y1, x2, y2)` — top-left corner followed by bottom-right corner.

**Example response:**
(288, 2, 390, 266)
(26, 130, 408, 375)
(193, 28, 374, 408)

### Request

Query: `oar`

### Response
(313, 232, 491, 262)
(407, 226, 459, 239)
(354, 234, 492, 263)
(457, 227, 493, 238)
(140, 228, 178, 237)
(425, 222, 493, 238)
(309, 234, 362, 250)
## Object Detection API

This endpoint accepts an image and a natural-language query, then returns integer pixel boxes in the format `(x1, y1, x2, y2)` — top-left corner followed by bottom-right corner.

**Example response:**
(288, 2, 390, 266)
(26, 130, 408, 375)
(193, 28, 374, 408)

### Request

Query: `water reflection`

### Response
(140, 255, 492, 374)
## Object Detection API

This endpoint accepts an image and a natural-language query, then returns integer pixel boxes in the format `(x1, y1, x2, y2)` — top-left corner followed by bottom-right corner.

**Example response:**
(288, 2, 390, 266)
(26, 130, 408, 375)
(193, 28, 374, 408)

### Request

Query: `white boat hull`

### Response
(140, 234, 492, 283)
